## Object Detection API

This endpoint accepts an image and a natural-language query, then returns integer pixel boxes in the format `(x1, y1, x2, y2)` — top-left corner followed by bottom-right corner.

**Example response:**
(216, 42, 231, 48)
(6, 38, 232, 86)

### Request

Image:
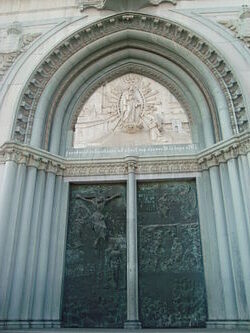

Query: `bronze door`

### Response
(62, 184, 127, 328)
(138, 180, 207, 328)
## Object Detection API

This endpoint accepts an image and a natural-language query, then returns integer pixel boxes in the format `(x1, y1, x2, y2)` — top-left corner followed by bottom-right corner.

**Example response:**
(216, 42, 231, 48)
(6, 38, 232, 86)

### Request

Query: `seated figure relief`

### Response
(73, 73, 192, 148)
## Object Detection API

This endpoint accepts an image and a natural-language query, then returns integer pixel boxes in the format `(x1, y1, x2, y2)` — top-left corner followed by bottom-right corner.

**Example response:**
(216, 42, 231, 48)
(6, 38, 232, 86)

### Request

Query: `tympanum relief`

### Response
(73, 74, 192, 148)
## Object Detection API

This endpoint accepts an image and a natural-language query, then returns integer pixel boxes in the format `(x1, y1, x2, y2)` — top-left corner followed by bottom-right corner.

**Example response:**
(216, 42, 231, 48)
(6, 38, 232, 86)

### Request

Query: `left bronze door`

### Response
(62, 184, 127, 328)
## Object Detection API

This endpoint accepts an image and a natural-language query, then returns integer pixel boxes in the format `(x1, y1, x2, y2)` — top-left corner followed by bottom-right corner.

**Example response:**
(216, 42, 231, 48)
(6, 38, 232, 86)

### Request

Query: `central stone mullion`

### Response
(124, 158, 141, 329)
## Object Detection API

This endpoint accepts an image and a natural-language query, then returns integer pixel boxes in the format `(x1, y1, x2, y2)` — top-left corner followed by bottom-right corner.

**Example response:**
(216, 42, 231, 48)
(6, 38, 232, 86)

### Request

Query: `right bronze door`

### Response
(138, 180, 207, 328)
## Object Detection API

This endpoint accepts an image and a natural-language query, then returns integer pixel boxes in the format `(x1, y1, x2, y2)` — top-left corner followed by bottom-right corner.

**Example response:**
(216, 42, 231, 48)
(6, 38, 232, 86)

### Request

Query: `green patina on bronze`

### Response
(62, 183, 127, 328)
(62, 180, 207, 328)
(138, 180, 207, 328)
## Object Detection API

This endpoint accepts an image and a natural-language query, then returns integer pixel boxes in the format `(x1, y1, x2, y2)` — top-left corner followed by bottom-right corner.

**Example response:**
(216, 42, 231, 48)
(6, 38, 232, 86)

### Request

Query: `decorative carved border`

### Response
(13, 13, 248, 144)
(198, 131, 250, 170)
(1, 132, 249, 176)
(0, 142, 65, 175)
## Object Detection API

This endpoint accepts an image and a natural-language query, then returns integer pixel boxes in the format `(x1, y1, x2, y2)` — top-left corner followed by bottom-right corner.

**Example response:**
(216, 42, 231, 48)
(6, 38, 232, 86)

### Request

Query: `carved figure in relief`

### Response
(76, 193, 120, 247)
(105, 243, 122, 289)
(74, 73, 192, 147)
(120, 86, 144, 132)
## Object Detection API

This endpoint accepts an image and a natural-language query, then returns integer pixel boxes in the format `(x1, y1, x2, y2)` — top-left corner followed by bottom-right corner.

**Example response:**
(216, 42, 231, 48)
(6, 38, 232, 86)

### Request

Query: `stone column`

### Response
(247, 152, 250, 170)
(196, 171, 225, 320)
(209, 166, 237, 318)
(227, 158, 250, 313)
(0, 159, 18, 272)
(44, 174, 63, 319)
(124, 158, 141, 329)
(219, 162, 247, 319)
(238, 155, 250, 227)
(32, 162, 57, 321)
(0, 158, 20, 320)
(8, 158, 38, 320)
(20, 165, 46, 320)
(51, 181, 69, 322)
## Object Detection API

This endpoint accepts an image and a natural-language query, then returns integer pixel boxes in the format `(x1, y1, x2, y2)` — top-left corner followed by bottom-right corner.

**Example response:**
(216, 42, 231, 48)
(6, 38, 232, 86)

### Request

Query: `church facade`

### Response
(0, 0, 250, 330)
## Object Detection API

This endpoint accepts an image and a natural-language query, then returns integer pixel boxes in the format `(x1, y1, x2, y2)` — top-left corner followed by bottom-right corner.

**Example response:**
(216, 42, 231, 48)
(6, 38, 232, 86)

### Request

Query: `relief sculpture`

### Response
(75, 193, 120, 248)
(138, 181, 207, 328)
(74, 74, 192, 147)
(62, 184, 127, 328)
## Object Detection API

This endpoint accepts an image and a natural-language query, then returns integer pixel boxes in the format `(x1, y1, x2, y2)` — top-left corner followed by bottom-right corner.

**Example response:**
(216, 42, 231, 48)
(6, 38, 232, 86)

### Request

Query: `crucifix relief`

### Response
(62, 180, 207, 328)
(63, 184, 127, 328)
(76, 193, 121, 248)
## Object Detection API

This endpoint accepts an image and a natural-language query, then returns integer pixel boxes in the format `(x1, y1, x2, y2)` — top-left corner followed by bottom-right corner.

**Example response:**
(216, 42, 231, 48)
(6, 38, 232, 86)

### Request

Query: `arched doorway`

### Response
(61, 73, 207, 328)
(0, 11, 249, 331)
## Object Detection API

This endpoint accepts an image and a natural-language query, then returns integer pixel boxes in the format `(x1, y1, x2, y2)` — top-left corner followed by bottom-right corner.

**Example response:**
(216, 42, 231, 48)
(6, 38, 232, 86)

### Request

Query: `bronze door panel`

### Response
(62, 184, 127, 328)
(138, 180, 207, 328)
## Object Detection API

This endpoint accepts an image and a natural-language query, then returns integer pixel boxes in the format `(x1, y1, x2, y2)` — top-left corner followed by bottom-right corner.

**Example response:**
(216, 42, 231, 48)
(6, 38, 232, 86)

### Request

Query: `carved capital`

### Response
(17, 152, 29, 165)
(4, 149, 17, 163)
(46, 161, 59, 174)
(125, 157, 138, 174)
(198, 132, 250, 170)
(38, 158, 49, 171)
(27, 155, 40, 168)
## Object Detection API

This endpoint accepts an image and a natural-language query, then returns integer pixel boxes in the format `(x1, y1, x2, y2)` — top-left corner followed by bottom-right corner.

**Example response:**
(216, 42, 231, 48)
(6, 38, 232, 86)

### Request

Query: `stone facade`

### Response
(0, 0, 249, 330)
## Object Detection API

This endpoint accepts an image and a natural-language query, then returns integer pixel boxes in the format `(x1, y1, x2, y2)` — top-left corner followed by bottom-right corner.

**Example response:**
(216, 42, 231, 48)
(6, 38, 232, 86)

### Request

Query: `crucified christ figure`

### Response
(76, 193, 120, 248)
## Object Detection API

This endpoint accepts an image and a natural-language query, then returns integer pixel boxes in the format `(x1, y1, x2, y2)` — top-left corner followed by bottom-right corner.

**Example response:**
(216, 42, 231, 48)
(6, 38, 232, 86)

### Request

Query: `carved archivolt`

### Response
(13, 13, 248, 145)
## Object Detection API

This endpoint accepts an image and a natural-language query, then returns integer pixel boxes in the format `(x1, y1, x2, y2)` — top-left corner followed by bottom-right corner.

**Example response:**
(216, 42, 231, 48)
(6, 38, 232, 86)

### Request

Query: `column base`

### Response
(0, 320, 61, 329)
(124, 320, 142, 329)
(207, 320, 250, 330)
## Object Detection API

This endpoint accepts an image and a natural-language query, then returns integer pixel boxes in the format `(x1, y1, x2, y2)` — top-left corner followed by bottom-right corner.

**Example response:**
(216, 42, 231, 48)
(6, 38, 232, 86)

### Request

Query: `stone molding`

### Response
(0, 132, 249, 176)
(198, 131, 250, 170)
(0, 143, 65, 175)
(13, 13, 248, 144)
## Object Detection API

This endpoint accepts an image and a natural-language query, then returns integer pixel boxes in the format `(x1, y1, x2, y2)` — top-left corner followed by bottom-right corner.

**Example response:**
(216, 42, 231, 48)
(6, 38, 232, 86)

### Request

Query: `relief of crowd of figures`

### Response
(62, 184, 127, 328)
(138, 181, 207, 328)
(62, 181, 207, 328)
